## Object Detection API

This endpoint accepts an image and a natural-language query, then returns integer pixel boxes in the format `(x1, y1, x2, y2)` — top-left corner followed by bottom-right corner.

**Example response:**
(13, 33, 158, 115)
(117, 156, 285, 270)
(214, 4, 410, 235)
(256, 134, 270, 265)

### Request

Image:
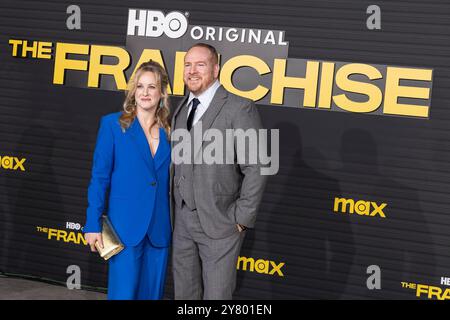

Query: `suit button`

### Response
(151, 181, 157, 187)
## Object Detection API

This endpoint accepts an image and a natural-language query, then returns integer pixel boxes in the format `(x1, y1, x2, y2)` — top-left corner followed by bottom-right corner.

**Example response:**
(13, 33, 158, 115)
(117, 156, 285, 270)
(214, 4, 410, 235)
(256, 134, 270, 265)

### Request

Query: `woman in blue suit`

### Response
(83, 60, 172, 300)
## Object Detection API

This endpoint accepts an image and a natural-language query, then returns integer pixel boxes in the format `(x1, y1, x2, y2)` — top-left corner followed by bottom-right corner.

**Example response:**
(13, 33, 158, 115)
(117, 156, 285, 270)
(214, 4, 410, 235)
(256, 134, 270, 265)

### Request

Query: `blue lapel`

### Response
(128, 118, 156, 178)
(153, 127, 170, 172)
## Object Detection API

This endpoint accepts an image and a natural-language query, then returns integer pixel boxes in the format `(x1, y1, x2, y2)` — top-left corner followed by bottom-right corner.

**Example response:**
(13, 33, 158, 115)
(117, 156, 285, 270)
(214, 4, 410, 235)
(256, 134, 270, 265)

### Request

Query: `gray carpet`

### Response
(0, 276, 106, 300)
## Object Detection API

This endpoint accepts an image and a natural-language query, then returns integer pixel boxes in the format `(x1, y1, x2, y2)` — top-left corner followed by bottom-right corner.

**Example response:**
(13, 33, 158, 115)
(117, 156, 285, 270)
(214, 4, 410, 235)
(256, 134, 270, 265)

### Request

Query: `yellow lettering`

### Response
(220, 55, 270, 101)
(428, 286, 442, 300)
(254, 259, 270, 274)
(37, 41, 52, 59)
(237, 256, 255, 271)
(318, 62, 335, 109)
(47, 228, 58, 240)
(21, 40, 38, 58)
(9, 39, 22, 57)
(53, 42, 89, 85)
(78, 232, 87, 245)
(57, 230, 68, 242)
(67, 231, 77, 243)
(269, 261, 285, 276)
(173, 51, 186, 95)
(333, 197, 355, 213)
(384, 67, 432, 118)
(88, 45, 130, 89)
(271, 59, 319, 107)
(355, 200, 370, 216)
(442, 288, 450, 300)
(2, 156, 13, 169)
(416, 284, 429, 298)
(333, 63, 383, 113)
(370, 202, 387, 218)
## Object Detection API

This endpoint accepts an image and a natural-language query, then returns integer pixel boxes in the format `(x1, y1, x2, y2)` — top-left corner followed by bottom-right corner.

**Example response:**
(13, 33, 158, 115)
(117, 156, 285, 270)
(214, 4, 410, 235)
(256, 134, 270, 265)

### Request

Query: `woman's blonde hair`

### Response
(119, 60, 170, 135)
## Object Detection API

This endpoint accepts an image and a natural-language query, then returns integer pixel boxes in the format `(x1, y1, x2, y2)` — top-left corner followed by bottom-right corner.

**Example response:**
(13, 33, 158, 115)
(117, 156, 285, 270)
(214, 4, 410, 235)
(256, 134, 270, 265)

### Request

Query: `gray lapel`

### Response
(197, 85, 227, 132)
(172, 96, 189, 127)
(192, 86, 228, 160)
(171, 95, 189, 148)
(172, 86, 228, 161)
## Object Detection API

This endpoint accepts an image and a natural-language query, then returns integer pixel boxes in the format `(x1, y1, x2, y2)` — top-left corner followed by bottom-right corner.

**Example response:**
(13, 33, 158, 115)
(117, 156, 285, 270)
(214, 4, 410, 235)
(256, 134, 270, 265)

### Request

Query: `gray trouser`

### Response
(172, 203, 245, 300)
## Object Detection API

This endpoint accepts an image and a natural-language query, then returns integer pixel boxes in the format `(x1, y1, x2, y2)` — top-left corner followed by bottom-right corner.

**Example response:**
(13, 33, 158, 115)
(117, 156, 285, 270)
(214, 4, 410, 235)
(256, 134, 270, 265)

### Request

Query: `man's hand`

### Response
(237, 224, 247, 232)
(85, 232, 103, 252)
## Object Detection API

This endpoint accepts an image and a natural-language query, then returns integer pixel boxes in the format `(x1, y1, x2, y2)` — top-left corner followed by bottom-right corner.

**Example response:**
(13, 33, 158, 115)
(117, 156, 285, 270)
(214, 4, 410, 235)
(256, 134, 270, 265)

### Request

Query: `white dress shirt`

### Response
(186, 80, 221, 127)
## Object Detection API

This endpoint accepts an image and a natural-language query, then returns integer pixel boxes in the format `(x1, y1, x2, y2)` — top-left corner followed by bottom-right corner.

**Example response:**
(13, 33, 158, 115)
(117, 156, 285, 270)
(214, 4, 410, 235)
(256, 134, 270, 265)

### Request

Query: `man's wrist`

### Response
(238, 224, 247, 231)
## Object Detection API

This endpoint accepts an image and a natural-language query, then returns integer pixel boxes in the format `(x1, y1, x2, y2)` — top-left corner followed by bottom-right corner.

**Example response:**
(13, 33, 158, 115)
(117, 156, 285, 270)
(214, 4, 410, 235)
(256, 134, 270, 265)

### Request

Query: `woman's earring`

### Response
(159, 100, 164, 109)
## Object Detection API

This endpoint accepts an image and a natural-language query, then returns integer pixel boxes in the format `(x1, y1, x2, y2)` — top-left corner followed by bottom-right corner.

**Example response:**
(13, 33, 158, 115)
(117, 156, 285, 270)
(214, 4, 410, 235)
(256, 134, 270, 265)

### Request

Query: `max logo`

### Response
(237, 256, 285, 276)
(333, 197, 386, 218)
(0, 156, 26, 171)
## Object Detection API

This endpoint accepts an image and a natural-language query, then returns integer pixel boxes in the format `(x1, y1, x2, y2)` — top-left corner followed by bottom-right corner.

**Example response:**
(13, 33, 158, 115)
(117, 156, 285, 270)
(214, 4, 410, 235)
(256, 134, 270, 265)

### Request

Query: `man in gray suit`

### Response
(170, 43, 267, 300)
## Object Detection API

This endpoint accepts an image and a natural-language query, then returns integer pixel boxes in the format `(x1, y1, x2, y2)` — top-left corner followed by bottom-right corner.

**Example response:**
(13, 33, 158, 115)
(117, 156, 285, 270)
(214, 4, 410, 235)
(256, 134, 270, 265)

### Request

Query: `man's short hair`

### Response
(187, 43, 219, 65)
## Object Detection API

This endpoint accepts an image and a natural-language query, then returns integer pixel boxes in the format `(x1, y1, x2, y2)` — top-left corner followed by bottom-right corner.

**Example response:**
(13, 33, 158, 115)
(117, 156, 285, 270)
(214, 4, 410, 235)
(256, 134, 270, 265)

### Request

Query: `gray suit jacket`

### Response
(170, 85, 267, 239)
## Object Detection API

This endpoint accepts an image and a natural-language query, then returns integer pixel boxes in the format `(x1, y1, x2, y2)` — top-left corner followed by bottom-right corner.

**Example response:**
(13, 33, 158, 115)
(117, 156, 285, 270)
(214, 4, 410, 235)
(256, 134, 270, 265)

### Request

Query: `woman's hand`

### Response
(85, 233, 103, 252)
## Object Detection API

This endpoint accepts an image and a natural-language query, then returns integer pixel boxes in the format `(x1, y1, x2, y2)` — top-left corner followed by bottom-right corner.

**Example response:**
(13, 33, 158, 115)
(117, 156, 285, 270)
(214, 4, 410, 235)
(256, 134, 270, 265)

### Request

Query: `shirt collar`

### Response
(187, 80, 221, 108)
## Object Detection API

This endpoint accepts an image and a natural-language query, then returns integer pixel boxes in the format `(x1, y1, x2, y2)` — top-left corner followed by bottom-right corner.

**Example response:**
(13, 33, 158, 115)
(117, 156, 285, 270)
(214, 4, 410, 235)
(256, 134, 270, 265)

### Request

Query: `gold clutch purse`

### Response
(94, 215, 124, 260)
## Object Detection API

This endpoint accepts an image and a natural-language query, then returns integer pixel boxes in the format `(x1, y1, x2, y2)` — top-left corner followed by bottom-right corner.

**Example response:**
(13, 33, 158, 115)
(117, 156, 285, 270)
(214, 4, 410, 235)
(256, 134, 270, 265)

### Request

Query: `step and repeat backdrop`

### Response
(1, 0, 449, 299)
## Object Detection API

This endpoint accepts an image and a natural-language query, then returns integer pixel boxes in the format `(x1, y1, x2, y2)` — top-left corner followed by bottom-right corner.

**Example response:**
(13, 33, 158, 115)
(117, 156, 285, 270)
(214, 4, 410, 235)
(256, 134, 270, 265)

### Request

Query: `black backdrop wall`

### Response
(1, 0, 449, 299)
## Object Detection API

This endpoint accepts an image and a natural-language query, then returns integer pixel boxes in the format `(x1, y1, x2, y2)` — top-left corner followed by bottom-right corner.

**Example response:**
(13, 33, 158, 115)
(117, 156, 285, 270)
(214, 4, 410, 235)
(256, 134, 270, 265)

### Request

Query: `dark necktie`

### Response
(187, 98, 200, 131)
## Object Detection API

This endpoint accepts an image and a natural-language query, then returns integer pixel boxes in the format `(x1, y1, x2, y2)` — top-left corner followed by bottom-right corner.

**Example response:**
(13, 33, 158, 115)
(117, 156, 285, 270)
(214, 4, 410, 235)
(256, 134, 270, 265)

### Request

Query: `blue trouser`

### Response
(107, 235, 169, 300)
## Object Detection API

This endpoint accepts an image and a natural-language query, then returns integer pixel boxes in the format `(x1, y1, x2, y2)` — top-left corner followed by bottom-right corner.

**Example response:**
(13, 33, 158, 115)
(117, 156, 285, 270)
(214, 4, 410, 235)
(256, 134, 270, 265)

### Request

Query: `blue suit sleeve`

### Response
(84, 116, 114, 233)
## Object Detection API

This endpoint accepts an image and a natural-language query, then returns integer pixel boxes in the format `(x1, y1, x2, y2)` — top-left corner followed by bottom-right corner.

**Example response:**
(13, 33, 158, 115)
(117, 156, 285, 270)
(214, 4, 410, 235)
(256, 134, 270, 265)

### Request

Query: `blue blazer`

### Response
(84, 112, 171, 248)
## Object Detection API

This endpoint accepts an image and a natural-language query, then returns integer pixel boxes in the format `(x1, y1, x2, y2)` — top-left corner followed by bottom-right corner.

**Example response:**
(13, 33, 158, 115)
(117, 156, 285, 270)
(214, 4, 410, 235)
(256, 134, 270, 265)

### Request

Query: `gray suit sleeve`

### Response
(233, 99, 268, 228)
